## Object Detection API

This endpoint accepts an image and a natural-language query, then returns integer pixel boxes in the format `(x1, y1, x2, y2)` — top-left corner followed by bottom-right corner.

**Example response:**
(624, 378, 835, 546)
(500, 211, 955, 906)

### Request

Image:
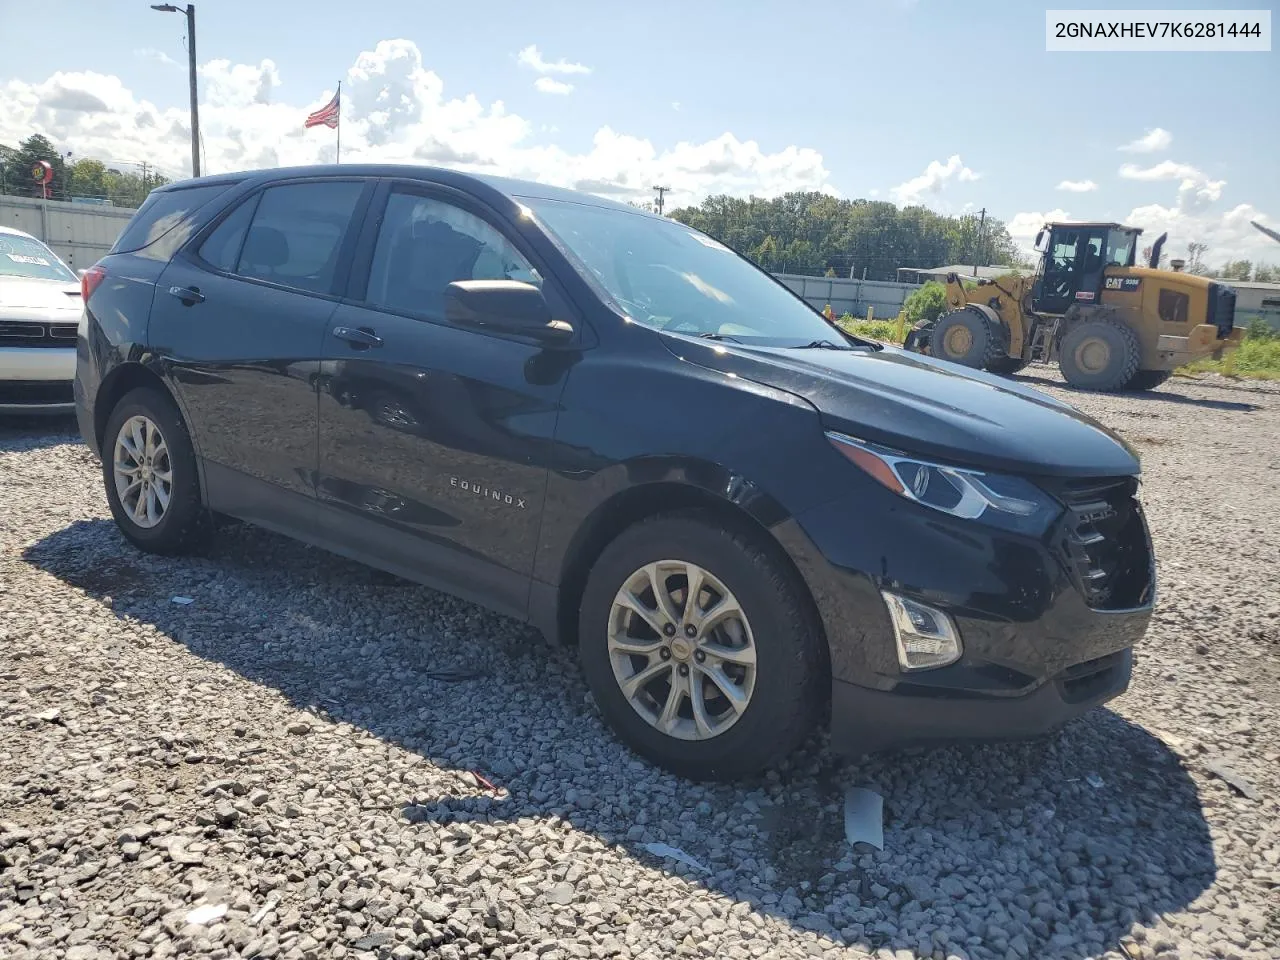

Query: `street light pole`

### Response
(151, 3, 201, 178)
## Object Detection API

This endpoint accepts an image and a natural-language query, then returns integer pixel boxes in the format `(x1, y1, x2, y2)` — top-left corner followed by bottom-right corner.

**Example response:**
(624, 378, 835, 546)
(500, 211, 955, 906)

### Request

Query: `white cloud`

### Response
(516, 45, 590, 76)
(1056, 179, 1098, 193)
(1118, 127, 1172, 153)
(135, 48, 179, 68)
(1125, 202, 1277, 265)
(533, 77, 573, 95)
(889, 154, 979, 206)
(1119, 161, 1226, 213)
(671, 101, 681, 111)
(1119, 160, 1200, 182)
(0, 39, 834, 204)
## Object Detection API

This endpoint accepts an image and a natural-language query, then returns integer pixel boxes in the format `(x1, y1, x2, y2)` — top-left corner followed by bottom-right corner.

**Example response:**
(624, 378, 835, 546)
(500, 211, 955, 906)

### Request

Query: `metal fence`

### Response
(773, 273, 920, 319)
(0, 195, 137, 270)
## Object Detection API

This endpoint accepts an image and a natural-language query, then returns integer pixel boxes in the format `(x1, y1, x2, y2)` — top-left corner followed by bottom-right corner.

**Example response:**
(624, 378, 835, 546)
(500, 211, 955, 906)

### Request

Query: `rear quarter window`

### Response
(110, 183, 237, 258)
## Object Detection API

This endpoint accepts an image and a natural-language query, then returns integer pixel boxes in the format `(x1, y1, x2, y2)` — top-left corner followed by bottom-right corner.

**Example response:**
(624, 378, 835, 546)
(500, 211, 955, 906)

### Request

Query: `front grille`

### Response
(0, 381, 75, 405)
(0, 320, 78, 347)
(1053, 477, 1152, 610)
(1206, 283, 1237, 338)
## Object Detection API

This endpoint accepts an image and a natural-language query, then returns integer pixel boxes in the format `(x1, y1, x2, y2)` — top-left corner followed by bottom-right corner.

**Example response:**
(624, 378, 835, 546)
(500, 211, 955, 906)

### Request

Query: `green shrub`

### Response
(1244, 317, 1276, 341)
(903, 281, 948, 324)
(838, 317, 906, 344)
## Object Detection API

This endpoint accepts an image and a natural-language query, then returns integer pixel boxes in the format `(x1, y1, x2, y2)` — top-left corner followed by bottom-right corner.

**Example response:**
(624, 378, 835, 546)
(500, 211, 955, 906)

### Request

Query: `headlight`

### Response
(826, 432, 1062, 535)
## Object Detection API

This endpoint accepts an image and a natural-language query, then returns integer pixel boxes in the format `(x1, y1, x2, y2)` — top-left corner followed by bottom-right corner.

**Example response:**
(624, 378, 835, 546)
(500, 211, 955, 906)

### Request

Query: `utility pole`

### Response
(652, 185, 671, 216)
(141, 161, 149, 191)
(973, 207, 986, 277)
(151, 4, 201, 178)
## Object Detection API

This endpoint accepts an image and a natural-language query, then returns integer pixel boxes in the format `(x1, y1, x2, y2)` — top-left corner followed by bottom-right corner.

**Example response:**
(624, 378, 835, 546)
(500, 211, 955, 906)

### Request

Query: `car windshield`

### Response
(523, 197, 847, 346)
(0, 233, 77, 282)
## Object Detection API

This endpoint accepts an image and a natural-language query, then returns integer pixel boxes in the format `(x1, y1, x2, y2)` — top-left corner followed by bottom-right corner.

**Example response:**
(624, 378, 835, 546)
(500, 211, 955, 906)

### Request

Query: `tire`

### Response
(102, 386, 210, 555)
(578, 513, 825, 781)
(1126, 370, 1172, 391)
(1058, 318, 1141, 392)
(930, 308, 1006, 370)
(985, 355, 1030, 375)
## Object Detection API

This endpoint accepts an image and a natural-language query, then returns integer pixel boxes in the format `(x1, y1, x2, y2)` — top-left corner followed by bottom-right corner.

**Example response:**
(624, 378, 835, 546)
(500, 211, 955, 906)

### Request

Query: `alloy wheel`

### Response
(112, 415, 173, 529)
(607, 560, 757, 740)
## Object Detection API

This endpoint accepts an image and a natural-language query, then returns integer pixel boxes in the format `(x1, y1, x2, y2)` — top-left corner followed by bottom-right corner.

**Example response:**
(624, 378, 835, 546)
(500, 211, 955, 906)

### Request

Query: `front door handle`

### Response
(168, 285, 205, 305)
(333, 325, 383, 348)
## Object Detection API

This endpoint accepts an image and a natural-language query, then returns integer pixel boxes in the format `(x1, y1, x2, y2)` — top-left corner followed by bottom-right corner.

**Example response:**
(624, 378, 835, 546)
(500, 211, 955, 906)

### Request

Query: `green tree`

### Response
(1218, 259, 1253, 281)
(1254, 263, 1277, 283)
(67, 158, 108, 198)
(5, 134, 67, 198)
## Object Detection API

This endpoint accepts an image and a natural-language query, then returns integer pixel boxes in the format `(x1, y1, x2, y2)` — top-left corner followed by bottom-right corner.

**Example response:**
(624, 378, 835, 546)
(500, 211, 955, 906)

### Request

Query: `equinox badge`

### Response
(450, 477, 526, 509)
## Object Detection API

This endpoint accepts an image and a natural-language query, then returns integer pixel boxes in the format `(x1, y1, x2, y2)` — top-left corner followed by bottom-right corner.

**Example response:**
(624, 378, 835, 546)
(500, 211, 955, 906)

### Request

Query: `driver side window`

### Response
(365, 192, 542, 321)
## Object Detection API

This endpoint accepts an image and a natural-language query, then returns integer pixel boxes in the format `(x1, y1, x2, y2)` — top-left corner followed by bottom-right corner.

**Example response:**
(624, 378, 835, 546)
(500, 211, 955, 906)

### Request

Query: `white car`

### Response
(0, 225, 82, 414)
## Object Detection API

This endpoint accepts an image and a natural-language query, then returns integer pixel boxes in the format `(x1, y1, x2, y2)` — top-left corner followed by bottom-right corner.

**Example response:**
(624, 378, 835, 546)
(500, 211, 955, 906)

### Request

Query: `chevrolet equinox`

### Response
(75, 166, 1155, 780)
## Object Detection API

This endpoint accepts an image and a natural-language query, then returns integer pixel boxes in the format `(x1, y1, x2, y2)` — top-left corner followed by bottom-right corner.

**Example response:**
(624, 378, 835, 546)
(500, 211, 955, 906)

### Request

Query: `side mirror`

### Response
(444, 280, 573, 343)
(1034, 228, 1049, 254)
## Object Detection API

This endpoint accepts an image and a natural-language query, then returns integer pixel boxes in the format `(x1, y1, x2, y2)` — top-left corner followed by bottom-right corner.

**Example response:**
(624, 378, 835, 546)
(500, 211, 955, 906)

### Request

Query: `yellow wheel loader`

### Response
(902, 222, 1245, 391)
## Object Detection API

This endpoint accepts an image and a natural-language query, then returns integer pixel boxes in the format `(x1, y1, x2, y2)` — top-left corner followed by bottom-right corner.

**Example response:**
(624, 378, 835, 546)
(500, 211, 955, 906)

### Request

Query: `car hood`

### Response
(0, 276, 82, 315)
(665, 336, 1140, 478)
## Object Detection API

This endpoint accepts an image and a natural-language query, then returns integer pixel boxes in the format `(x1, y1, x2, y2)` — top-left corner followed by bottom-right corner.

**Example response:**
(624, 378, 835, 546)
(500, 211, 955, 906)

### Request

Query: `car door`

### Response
(150, 178, 372, 527)
(315, 182, 578, 618)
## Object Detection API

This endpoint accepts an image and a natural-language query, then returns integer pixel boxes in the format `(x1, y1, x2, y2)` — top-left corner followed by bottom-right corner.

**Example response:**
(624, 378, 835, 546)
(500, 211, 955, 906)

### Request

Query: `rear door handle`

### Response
(333, 325, 383, 348)
(168, 285, 205, 304)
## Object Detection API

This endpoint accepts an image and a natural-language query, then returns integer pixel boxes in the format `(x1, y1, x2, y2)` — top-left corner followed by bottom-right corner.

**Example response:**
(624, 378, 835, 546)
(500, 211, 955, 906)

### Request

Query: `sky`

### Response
(1, 0, 1277, 265)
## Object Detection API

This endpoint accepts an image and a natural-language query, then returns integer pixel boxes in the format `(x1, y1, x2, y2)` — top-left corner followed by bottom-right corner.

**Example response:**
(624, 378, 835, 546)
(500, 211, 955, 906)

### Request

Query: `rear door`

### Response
(150, 178, 372, 526)
(314, 181, 577, 617)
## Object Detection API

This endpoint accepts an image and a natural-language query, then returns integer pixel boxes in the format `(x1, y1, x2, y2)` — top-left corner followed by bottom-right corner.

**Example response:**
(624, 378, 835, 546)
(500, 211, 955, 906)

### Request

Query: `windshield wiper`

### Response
(798, 339, 849, 350)
(697, 333, 743, 343)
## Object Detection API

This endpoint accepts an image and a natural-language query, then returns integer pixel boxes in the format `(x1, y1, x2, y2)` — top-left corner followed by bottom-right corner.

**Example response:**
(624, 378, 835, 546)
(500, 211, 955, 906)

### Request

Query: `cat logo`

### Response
(1104, 277, 1143, 292)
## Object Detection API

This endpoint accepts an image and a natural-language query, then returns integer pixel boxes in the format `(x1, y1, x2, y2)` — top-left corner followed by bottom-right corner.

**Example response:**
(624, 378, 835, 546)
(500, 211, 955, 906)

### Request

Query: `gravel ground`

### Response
(2, 371, 1279, 960)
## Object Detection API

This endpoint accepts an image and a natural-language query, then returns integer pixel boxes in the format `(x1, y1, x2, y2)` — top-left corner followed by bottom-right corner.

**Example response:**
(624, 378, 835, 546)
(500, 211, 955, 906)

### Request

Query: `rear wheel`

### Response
(103, 387, 209, 555)
(1058, 318, 1141, 392)
(1126, 370, 1173, 391)
(930, 308, 1006, 370)
(578, 514, 825, 780)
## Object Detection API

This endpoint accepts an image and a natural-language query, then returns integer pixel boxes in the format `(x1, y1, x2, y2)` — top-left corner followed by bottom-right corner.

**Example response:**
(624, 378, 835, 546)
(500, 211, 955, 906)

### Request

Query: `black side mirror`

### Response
(444, 280, 573, 343)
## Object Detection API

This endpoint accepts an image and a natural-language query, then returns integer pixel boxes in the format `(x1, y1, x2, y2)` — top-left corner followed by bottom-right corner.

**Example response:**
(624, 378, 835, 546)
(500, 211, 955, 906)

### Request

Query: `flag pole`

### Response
(335, 81, 342, 164)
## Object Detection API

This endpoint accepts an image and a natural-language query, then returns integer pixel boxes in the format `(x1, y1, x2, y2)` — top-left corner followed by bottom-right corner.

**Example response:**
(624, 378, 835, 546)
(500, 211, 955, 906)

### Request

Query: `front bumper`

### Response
(780, 477, 1153, 756)
(831, 648, 1132, 755)
(0, 347, 76, 413)
(1156, 324, 1244, 366)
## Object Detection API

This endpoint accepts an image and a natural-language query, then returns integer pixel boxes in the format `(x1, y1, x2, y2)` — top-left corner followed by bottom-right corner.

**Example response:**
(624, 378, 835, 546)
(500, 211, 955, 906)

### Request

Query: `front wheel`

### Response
(1126, 370, 1172, 391)
(102, 386, 209, 555)
(1058, 318, 1141, 392)
(578, 514, 825, 780)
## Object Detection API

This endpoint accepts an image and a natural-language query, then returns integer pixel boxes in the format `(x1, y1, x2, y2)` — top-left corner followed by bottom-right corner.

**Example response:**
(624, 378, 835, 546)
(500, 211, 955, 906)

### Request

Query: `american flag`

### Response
(305, 90, 340, 129)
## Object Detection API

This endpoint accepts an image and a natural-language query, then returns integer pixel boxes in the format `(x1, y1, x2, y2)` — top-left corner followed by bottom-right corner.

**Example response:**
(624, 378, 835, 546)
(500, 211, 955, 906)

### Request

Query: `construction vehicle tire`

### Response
(930, 308, 1005, 370)
(985, 355, 1030, 375)
(1126, 370, 1173, 391)
(1059, 317, 1141, 392)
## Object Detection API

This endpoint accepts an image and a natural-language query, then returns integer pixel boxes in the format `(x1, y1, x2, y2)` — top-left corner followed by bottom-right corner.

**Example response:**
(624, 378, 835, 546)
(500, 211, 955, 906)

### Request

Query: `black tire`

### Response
(903, 320, 933, 354)
(578, 513, 825, 781)
(985, 355, 1030, 375)
(1126, 370, 1172, 391)
(1058, 318, 1141, 392)
(930, 308, 1006, 370)
(102, 386, 210, 555)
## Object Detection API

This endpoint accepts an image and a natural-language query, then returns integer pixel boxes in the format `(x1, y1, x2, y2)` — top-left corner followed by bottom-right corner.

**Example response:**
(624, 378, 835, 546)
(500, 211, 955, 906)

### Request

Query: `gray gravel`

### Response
(2, 370, 1279, 960)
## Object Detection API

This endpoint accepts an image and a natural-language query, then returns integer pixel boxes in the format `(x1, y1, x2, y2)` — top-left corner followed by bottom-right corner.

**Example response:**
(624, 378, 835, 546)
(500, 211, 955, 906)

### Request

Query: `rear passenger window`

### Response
(233, 181, 364, 296)
(198, 196, 258, 272)
(112, 183, 235, 255)
(364, 192, 541, 320)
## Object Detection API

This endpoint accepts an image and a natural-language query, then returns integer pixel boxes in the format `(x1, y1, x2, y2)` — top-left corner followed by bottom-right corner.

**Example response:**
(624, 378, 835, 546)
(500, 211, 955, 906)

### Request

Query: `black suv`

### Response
(75, 166, 1155, 780)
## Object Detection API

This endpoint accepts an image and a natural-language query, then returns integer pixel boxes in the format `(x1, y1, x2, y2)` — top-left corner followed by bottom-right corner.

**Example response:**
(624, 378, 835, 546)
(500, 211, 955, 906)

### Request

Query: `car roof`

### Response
(0, 224, 40, 241)
(156, 164, 661, 219)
